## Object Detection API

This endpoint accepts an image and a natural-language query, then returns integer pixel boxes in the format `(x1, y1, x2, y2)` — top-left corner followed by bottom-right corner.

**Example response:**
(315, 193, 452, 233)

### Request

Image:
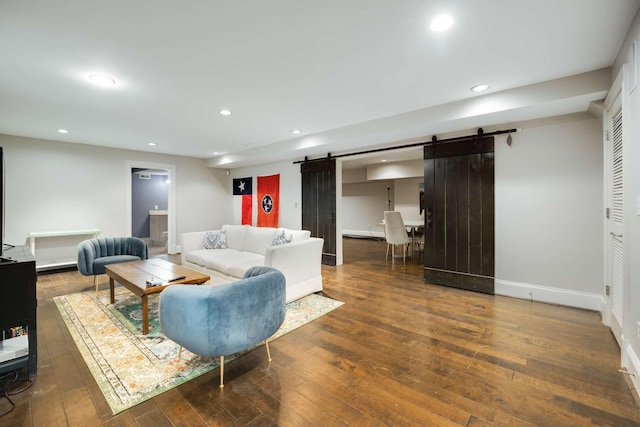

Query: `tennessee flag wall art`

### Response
(233, 177, 252, 225)
(257, 174, 279, 227)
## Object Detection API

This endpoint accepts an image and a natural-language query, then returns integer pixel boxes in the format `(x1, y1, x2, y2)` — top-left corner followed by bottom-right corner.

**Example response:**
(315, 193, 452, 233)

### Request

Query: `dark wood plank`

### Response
(445, 156, 458, 271)
(433, 157, 446, 269)
(61, 387, 102, 426)
(423, 157, 436, 266)
(467, 152, 483, 275)
(456, 154, 470, 272)
(481, 151, 495, 277)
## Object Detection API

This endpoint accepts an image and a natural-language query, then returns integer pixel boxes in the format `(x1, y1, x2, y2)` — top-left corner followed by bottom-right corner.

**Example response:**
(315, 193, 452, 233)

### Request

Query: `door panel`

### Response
(481, 152, 495, 277)
(424, 137, 495, 294)
(301, 159, 336, 266)
(456, 156, 469, 272)
(606, 98, 624, 344)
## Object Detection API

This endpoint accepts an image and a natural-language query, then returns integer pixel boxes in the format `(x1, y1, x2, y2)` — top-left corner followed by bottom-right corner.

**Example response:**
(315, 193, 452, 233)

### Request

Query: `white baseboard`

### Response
(342, 229, 384, 239)
(495, 279, 604, 312)
(622, 342, 640, 398)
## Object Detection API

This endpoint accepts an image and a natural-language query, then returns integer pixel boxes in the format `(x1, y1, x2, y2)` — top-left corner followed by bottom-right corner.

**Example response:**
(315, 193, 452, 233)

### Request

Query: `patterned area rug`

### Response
(54, 287, 343, 414)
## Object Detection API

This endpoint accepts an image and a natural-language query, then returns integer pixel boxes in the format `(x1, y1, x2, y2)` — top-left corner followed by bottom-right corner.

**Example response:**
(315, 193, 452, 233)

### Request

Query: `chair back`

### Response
(383, 211, 410, 245)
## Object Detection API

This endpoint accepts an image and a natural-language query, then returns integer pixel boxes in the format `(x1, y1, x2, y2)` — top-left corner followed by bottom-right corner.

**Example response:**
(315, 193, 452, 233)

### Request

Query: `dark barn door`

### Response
(423, 137, 495, 294)
(301, 158, 336, 266)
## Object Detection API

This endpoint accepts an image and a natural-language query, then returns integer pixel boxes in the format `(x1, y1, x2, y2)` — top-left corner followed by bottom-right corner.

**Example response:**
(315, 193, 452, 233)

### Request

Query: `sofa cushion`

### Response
(227, 255, 267, 278)
(201, 249, 264, 277)
(243, 227, 277, 255)
(204, 230, 226, 249)
(184, 249, 210, 267)
(287, 229, 311, 242)
(222, 225, 248, 250)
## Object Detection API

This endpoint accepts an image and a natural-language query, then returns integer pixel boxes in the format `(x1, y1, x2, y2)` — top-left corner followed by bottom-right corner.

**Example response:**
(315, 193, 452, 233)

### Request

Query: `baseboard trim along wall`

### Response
(342, 229, 385, 239)
(495, 279, 604, 312)
(623, 343, 640, 398)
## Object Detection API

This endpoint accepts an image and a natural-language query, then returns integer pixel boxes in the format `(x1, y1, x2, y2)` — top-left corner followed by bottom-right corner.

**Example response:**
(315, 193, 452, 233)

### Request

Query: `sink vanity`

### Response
(149, 210, 168, 245)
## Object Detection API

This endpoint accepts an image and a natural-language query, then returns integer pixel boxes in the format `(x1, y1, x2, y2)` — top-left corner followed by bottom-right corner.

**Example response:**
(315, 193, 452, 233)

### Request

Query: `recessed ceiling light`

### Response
(430, 14, 454, 32)
(219, 109, 232, 116)
(381, 159, 387, 162)
(213, 151, 219, 155)
(147, 142, 157, 146)
(470, 84, 489, 92)
(57, 128, 69, 134)
(291, 129, 301, 134)
(88, 73, 116, 86)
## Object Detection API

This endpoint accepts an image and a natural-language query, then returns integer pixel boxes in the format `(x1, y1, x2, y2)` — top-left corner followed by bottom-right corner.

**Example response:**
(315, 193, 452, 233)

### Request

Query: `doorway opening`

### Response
(125, 161, 177, 256)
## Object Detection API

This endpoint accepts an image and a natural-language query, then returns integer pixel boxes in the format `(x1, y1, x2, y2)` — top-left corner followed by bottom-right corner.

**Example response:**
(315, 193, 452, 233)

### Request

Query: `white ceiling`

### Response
(0, 1, 638, 169)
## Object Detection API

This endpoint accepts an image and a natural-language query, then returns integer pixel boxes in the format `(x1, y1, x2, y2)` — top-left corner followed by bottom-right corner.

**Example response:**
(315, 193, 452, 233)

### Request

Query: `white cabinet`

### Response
(29, 229, 101, 270)
(149, 210, 168, 245)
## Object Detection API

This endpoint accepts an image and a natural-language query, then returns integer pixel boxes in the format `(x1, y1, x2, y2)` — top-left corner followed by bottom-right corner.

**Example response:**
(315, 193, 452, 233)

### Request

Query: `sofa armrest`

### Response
(77, 240, 97, 275)
(264, 237, 324, 285)
(180, 231, 210, 265)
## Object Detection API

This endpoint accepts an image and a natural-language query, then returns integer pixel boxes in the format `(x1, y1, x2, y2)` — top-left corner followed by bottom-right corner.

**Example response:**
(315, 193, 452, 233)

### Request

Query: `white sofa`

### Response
(180, 225, 324, 302)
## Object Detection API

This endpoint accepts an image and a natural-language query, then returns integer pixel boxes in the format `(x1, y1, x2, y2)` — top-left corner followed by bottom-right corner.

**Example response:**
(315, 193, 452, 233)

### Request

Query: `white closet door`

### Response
(605, 89, 625, 346)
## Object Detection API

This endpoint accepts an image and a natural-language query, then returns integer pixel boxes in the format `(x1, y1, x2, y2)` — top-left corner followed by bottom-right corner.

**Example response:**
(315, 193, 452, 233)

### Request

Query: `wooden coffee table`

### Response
(105, 258, 210, 334)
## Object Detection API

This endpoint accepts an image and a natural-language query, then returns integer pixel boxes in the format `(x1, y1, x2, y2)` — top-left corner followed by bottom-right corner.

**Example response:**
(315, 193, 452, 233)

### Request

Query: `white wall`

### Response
(0, 134, 229, 251)
(494, 116, 604, 308)
(394, 177, 423, 224)
(342, 179, 392, 237)
(612, 8, 640, 395)
(367, 159, 422, 180)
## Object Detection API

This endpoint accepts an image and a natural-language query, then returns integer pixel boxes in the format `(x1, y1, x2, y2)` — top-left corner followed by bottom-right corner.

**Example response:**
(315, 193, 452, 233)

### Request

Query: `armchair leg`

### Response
(94, 275, 99, 292)
(178, 346, 183, 359)
(265, 340, 272, 362)
(219, 356, 225, 388)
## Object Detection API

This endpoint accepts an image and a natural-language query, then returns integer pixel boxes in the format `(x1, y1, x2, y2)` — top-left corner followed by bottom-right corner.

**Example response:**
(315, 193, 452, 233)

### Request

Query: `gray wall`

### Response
(494, 115, 603, 308)
(131, 173, 168, 238)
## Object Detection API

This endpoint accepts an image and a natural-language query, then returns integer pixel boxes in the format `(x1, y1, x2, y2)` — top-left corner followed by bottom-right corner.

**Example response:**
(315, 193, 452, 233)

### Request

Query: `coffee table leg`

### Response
(141, 294, 149, 335)
(109, 277, 115, 304)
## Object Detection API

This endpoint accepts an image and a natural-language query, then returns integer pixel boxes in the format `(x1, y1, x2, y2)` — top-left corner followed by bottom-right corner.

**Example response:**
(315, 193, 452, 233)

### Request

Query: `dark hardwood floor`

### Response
(2, 237, 639, 426)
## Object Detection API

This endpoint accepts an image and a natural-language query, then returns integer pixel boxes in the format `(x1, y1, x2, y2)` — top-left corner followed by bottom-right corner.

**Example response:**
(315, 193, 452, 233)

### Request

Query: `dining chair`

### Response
(383, 211, 411, 262)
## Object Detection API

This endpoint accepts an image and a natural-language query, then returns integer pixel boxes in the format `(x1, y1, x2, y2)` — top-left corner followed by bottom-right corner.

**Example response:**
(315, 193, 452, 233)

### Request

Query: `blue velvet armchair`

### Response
(77, 237, 148, 291)
(159, 266, 286, 388)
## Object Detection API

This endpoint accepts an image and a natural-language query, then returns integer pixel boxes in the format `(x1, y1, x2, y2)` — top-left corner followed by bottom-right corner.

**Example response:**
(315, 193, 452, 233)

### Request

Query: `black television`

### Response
(0, 146, 11, 263)
(0, 146, 3, 257)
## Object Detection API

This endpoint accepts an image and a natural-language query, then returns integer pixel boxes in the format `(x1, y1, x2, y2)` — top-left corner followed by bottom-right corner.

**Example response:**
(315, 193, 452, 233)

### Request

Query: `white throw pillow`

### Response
(203, 230, 226, 249)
